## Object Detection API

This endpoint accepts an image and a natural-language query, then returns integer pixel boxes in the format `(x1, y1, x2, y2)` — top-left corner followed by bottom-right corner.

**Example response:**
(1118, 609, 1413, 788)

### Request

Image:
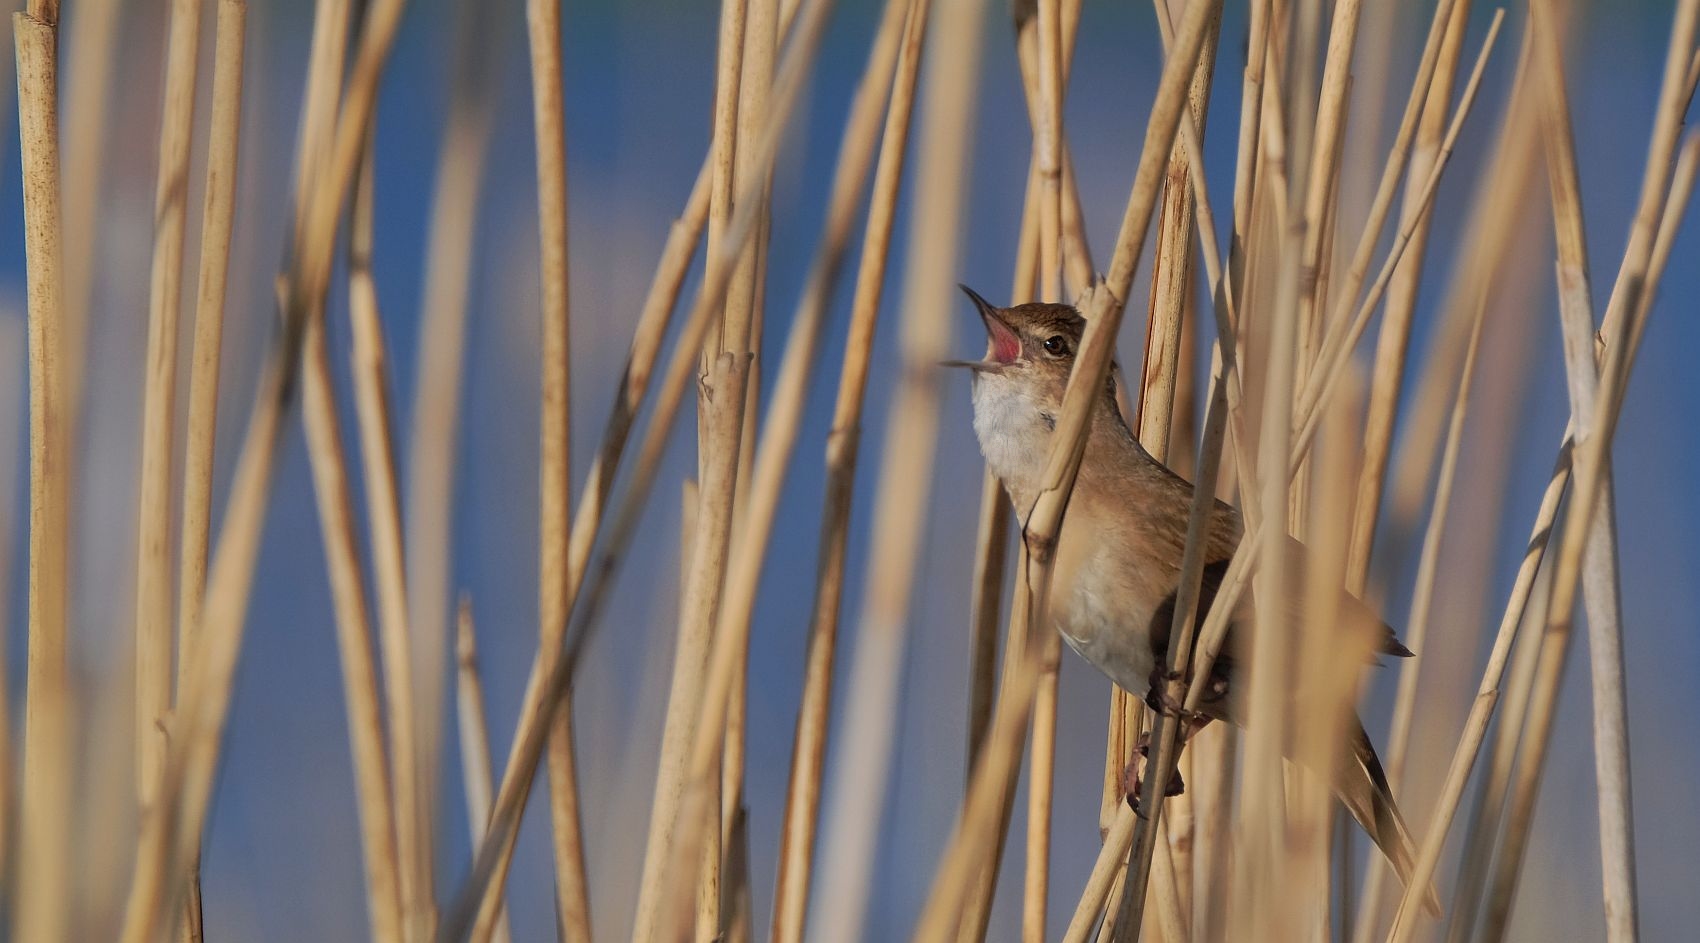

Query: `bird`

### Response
(945, 284, 1438, 913)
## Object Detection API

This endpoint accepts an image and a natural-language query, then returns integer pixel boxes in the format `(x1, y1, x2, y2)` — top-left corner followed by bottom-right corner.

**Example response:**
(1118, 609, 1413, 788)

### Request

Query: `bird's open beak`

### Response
(940, 284, 1020, 373)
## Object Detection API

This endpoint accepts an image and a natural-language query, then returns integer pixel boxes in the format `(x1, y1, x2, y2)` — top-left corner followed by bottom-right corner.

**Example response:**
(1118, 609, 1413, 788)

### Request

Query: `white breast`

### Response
(1054, 544, 1157, 698)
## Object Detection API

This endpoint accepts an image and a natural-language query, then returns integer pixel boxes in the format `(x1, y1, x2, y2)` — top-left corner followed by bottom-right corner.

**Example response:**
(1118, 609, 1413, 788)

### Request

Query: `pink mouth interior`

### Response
(986, 317, 1021, 363)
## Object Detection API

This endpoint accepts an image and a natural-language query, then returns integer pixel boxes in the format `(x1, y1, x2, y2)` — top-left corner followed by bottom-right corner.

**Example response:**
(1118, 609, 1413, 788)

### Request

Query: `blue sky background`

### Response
(1, 0, 1697, 940)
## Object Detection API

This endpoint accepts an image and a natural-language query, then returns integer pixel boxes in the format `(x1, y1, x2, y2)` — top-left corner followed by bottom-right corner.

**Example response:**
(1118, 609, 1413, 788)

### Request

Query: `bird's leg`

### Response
(1122, 712, 1212, 815)
(1143, 665, 1206, 723)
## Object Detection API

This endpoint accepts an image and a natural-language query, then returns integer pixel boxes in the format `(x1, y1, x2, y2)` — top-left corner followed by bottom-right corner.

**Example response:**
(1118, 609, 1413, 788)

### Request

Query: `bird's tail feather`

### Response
(1338, 714, 1442, 917)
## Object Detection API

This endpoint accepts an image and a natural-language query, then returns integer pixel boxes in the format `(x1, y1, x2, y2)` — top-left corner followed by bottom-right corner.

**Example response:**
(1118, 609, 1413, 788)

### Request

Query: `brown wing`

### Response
(1145, 549, 1413, 721)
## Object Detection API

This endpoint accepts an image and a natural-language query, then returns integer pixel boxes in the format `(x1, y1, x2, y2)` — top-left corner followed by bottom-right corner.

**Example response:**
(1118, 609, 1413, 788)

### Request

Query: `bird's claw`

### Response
(1143, 666, 1201, 723)
(1121, 732, 1186, 814)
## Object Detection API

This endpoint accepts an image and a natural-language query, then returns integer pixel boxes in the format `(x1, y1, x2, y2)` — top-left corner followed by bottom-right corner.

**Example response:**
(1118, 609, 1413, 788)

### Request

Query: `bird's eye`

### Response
(1042, 335, 1069, 356)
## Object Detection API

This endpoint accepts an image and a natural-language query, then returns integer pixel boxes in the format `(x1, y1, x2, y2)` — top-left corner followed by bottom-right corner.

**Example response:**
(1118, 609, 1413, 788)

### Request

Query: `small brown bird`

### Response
(947, 285, 1436, 910)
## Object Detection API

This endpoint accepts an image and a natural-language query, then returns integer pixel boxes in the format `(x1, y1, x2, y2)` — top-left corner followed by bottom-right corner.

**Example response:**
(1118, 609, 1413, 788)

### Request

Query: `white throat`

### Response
(969, 370, 1056, 508)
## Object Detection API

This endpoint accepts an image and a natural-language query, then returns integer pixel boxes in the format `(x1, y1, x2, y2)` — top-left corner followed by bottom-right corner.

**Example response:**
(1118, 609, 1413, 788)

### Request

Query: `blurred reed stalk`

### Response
(402, 2, 498, 882)
(349, 132, 431, 940)
(1390, 2, 1700, 937)
(173, 4, 248, 939)
(6, 0, 1698, 939)
(1347, 0, 1473, 595)
(912, 2, 1219, 938)
(133, 13, 202, 912)
(0, 315, 20, 912)
(117, 0, 411, 938)
(520, 0, 594, 937)
(454, 600, 514, 943)
(1021, 0, 1073, 933)
(805, 0, 992, 940)
(443, 0, 842, 934)
(658, 0, 936, 929)
(768, 0, 929, 938)
(54, 0, 120, 447)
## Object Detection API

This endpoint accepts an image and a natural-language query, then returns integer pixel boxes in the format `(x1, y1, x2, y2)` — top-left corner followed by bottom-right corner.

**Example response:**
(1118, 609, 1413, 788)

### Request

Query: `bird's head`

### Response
(944, 284, 1091, 408)
(945, 285, 1123, 495)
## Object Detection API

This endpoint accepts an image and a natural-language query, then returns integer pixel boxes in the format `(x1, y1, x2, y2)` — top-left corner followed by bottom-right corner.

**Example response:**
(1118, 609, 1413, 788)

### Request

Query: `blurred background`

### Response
(1, 0, 1696, 939)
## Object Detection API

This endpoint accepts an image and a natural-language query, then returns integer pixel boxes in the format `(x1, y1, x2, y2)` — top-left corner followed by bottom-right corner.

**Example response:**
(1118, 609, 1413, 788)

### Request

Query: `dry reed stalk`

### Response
(1346, 0, 1473, 594)
(960, 174, 1036, 868)
(949, 196, 1037, 943)
(912, 626, 1045, 943)
(997, 13, 1098, 933)
(1063, 804, 1136, 942)
(631, 0, 753, 928)
(299, 309, 408, 942)
(1021, 0, 1072, 930)
(1035, 0, 1063, 303)
(0, 323, 22, 905)
(1149, 0, 1260, 536)
(700, 0, 748, 366)
(1529, 4, 1636, 937)
(802, 0, 995, 937)
(683, 349, 752, 938)
(680, 0, 931, 937)
(1294, 0, 1361, 377)
(1170, 26, 1505, 920)
(173, 5, 247, 937)
(1353, 38, 1542, 937)
(1388, 426, 1571, 942)
(133, 0, 203, 838)
(565, 158, 710, 599)
(11, 8, 72, 942)
(290, 0, 352, 248)
(1122, 2, 1221, 923)
(0, 323, 19, 903)
(802, 0, 999, 937)
(350, 137, 434, 943)
(768, 2, 929, 939)
(458, 148, 711, 943)
(1189, 722, 1235, 942)
(1239, 34, 1310, 914)
(119, 1, 411, 937)
(958, 570, 1035, 943)
(54, 0, 120, 443)
(521, 0, 593, 936)
(402, 6, 499, 872)
(1095, 869, 1128, 943)
(1136, 0, 1221, 462)
(1350, 238, 1491, 942)
(1277, 0, 1325, 541)
(176, 0, 248, 763)
(1024, 627, 1063, 942)
(1228, 0, 1272, 293)
(720, 0, 781, 918)
(659, 0, 931, 929)
(1391, 69, 1700, 943)
(1461, 128, 1700, 943)
(912, 4, 1222, 939)
(446, 0, 842, 932)
(1289, 373, 1373, 941)
(1111, 362, 1228, 940)
(1148, 817, 1190, 942)
(965, 475, 1010, 775)
(454, 600, 515, 943)
(1444, 566, 1550, 943)
(1292, 0, 1460, 433)
(1286, 14, 1501, 479)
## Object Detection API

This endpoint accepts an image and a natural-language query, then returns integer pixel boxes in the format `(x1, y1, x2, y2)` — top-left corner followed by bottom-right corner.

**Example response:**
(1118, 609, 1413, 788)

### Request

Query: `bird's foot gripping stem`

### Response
(1142, 666, 1203, 723)
(1122, 732, 1186, 817)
